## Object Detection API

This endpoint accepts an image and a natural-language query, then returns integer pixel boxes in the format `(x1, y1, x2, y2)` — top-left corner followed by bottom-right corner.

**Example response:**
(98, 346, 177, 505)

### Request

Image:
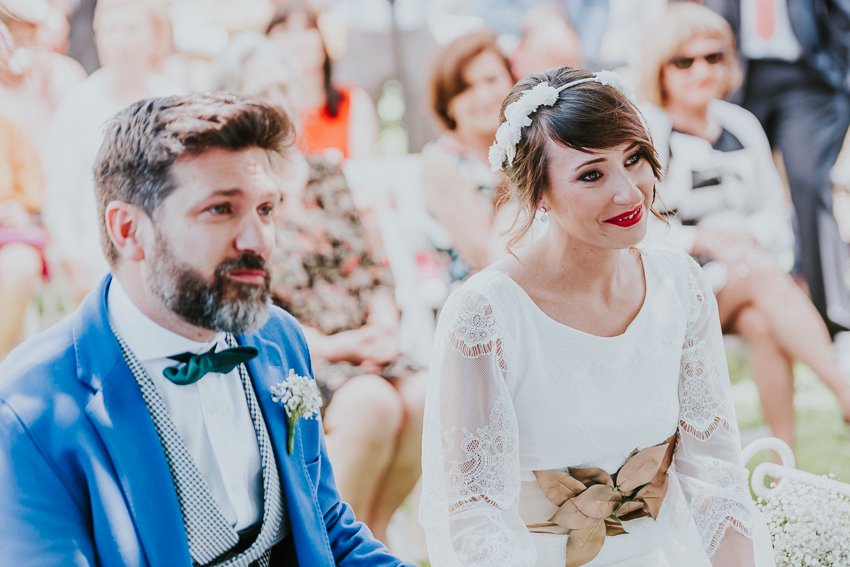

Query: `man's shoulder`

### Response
(0, 316, 78, 393)
(256, 306, 305, 344)
(0, 315, 86, 430)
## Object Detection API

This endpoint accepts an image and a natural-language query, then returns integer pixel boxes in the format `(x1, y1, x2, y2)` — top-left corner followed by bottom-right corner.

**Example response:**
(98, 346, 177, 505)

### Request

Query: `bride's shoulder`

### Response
(639, 244, 706, 296)
(639, 244, 698, 274)
(445, 270, 509, 305)
(439, 270, 516, 321)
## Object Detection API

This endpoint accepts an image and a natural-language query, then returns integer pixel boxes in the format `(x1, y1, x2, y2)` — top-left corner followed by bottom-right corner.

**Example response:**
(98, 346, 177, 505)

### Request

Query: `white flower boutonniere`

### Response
(271, 369, 323, 454)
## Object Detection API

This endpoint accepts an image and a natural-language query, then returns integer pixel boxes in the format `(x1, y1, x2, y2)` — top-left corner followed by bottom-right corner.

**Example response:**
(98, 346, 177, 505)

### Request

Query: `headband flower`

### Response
(489, 70, 638, 172)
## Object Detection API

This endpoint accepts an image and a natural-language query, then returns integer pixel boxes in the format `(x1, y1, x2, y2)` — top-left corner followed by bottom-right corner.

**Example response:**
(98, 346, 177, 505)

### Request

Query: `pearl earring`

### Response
(538, 207, 549, 223)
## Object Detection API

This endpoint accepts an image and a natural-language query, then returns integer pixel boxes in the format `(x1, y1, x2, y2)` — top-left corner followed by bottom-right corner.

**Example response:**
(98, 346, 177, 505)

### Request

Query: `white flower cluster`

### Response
(488, 82, 563, 172)
(271, 369, 323, 421)
(488, 70, 638, 173)
(593, 70, 638, 106)
(757, 477, 850, 566)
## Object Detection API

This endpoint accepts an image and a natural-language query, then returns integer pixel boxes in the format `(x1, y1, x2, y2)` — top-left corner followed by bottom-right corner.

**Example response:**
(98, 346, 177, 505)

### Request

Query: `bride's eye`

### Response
(625, 151, 643, 166)
(579, 169, 602, 182)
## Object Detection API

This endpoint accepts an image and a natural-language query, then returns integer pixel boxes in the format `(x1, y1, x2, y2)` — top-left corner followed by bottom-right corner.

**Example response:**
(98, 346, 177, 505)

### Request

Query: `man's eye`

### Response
(209, 204, 231, 215)
(580, 170, 602, 182)
(258, 204, 274, 216)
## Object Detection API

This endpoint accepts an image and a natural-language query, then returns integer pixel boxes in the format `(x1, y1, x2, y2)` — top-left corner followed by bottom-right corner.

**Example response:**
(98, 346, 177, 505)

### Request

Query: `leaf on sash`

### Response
(564, 520, 606, 567)
(533, 470, 587, 506)
(568, 467, 614, 488)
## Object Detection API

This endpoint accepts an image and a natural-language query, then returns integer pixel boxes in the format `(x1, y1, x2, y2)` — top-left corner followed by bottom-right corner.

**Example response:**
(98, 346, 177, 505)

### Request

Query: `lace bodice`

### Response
(420, 246, 775, 567)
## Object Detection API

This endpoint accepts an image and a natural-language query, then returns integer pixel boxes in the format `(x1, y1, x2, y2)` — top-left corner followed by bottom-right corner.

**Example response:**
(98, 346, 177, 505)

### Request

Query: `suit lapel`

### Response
(239, 331, 331, 565)
(76, 276, 191, 567)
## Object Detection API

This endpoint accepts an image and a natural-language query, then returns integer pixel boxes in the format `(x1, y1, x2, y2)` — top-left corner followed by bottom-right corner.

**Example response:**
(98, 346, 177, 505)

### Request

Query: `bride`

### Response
(419, 67, 775, 567)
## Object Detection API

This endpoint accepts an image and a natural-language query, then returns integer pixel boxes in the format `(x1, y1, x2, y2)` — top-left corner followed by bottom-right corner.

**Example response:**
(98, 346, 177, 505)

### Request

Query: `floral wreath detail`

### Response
(271, 369, 323, 453)
(488, 70, 638, 173)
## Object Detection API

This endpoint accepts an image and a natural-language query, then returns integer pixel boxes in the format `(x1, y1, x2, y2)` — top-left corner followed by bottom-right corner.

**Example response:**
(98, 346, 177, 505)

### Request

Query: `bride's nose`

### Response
(611, 173, 643, 206)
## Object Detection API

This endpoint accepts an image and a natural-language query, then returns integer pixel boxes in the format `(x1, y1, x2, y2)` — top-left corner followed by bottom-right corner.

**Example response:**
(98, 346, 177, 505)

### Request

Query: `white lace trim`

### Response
(446, 290, 507, 371)
(679, 258, 737, 441)
(443, 397, 520, 514)
(694, 459, 754, 557)
(457, 520, 527, 567)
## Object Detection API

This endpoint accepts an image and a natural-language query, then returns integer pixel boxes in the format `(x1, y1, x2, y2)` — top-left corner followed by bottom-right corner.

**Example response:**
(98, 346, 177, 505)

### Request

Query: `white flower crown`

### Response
(488, 70, 638, 172)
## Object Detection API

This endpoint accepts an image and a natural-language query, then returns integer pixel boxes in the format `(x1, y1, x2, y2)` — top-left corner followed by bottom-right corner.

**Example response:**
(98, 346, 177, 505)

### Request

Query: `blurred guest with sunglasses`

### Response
(702, 0, 850, 340)
(640, 3, 850, 450)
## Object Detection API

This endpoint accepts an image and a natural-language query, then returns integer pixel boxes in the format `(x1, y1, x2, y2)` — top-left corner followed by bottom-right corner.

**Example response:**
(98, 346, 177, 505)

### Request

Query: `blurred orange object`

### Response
(299, 84, 352, 162)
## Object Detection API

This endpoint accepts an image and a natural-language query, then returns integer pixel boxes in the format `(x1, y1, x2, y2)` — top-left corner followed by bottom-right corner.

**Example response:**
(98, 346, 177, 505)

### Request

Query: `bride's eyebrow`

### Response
(575, 156, 605, 170)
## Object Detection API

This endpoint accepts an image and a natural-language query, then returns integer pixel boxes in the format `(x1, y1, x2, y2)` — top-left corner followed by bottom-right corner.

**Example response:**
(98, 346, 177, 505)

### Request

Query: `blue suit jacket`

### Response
(0, 276, 413, 567)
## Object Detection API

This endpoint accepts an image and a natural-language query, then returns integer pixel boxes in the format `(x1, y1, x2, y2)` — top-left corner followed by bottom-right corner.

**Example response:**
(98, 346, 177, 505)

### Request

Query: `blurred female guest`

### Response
(0, 114, 47, 358)
(271, 158, 426, 544)
(41, 0, 183, 304)
(0, 9, 86, 159)
(639, 3, 850, 449)
(212, 34, 427, 544)
(511, 4, 581, 80)
(422, 29, 515, 285)
(266, 2, 378, 162)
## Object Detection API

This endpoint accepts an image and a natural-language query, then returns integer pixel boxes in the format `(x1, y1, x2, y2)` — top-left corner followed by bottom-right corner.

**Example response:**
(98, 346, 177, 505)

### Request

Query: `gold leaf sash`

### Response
(528, 434, 676, 567)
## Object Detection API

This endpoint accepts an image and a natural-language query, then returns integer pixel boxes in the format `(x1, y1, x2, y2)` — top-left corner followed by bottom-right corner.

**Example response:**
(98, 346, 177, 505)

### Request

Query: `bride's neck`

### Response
(534, 226, 626, 294)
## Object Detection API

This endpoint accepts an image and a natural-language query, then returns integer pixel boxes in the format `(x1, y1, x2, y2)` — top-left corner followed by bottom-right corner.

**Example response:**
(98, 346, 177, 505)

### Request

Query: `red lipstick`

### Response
(604, 205, 643, 227)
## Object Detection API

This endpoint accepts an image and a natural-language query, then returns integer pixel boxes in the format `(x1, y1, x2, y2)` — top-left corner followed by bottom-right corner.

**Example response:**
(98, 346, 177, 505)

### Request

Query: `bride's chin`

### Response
(604, 226, 648, 250)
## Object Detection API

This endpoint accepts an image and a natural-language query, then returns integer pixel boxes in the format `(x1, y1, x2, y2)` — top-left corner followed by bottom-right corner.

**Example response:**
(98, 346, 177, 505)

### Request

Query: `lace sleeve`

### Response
(675, 258, 762, 565)
(420, 288, 536, 567)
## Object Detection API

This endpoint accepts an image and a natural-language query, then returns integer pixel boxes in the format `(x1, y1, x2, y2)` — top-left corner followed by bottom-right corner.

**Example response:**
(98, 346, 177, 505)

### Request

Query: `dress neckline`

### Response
(488, 252, 650, 339)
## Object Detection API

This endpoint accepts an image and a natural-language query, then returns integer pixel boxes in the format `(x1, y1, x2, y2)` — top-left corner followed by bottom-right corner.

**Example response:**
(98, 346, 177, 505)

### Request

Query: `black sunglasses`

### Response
(669, 52, 725, 69)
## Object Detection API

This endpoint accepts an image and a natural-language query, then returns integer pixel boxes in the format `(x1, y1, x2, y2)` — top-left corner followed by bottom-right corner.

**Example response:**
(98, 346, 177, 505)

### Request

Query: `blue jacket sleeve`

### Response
(0, 400, 96, 567)
(314, 429, 416, 567)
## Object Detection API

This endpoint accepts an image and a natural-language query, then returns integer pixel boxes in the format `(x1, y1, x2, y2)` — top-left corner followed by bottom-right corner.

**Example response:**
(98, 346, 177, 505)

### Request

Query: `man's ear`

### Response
(105, 201, 149, 263)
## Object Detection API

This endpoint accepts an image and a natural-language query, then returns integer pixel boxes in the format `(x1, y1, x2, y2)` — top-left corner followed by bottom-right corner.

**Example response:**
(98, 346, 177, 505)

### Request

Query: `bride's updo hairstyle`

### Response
(499, 67, 663, 247)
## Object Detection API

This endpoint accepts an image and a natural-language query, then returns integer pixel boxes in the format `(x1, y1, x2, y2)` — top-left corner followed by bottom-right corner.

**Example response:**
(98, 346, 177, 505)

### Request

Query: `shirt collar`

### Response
(107, 278, 226, 362)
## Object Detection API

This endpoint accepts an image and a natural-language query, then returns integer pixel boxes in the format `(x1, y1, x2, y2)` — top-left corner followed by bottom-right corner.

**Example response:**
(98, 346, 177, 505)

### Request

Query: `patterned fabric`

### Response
(112, 328, 286, 567)
(422, 135, 501, 285)
(271, 158, 419, 412)
(270, 157, 394, 337)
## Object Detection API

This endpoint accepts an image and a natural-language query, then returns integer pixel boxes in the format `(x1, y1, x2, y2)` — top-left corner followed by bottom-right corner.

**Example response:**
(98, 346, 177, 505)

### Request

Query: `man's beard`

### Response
(147, 235, 271, 335)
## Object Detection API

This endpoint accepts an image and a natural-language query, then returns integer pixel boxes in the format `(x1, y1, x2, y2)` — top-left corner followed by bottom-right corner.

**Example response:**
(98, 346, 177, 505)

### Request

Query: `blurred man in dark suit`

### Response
(703, 0, 850, 336)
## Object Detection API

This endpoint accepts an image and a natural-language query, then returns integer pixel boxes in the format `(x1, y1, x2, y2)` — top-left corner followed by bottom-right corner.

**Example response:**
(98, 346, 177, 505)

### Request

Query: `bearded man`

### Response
(0, 93, 412, 567)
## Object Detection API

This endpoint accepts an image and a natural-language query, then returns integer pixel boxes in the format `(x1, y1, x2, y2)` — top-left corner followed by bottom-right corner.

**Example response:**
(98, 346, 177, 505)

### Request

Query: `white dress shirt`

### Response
(107, 279, 263, 530)
(740, 0, 802, 61)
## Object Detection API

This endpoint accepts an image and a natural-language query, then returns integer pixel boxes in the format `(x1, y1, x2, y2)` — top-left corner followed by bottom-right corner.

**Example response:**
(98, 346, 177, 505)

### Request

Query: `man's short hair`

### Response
(93, 92, 295, 266)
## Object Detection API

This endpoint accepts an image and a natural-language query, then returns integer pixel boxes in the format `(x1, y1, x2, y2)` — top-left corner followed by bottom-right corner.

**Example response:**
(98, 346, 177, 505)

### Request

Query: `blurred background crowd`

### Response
(3, 0, 850, 562)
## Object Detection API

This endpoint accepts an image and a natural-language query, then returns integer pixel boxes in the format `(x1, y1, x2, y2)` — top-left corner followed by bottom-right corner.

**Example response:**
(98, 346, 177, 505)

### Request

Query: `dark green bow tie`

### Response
(163, 345, 259, 386)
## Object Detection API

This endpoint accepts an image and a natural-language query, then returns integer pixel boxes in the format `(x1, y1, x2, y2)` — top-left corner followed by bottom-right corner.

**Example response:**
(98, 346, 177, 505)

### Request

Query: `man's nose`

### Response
(234, 213, 273, 256)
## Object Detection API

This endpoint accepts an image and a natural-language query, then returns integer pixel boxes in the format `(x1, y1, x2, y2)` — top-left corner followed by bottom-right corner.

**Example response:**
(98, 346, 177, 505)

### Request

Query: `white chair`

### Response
(742, 436, 850, 499)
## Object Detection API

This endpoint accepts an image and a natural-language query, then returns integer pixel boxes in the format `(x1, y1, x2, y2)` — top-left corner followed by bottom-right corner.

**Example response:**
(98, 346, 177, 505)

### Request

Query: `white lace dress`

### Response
(420, 246, 775, 567)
